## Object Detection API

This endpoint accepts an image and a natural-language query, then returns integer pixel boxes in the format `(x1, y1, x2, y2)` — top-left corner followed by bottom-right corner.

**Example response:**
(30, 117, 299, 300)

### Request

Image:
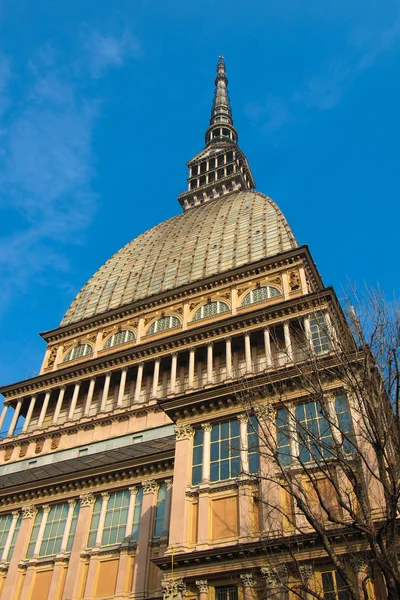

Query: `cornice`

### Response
(40, 245, 321, 342)
(1, 286, 335, 399)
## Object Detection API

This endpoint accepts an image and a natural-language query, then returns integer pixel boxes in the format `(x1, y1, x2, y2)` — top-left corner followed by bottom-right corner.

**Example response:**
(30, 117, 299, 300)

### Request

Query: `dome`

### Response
(62, 191, 297, 326)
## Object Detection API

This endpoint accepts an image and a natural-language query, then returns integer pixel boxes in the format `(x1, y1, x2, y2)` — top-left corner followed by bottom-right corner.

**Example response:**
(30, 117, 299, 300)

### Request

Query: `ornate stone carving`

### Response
(237, 413, 249, 424)
(196, 580, 208, 593)
(142, 479, 159, 494)
(35, 440, 44, 454)
(350, 554, 367, 573)
(299, 565, 313, 581)
(51, 436, 61, 450)
(254, 403, 275, 421)
(42, 504, 51, 514)
(129, 486, 138, 495)
(47, 346, 57, 369)
(261, 565, 288, 589)
(161, 578, 186, 600)
(4, 447, 13, 461)
(68, 499, 77, 509)
(174, 424, 195, 440)
(101, 492, 110, 500)
(19, 444, 29, 458)
(240, 573, 254, 588)
(288, 270, 300, 291)
(79, 492, 96, 507)
(22, 505, 37, 519)
(201, 423, 212, 433)
(165, 478, 173, 489)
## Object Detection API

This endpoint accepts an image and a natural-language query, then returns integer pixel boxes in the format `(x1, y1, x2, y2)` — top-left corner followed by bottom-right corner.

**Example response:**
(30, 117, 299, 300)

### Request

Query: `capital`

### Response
(165, 478, 173, 490)
(240, 573, 254, 588)
(101, 492, 110, 500)
(121, 366, 129, 372)
(196, 580, 208, 593)
(79, 492, 96, 507)
(142, 479, 159, 494)
(261, 565, 288, 589)
(42, 504, 51, 514)
(237, 413, 249, 424)
(201, 423, 212, 433)
(299, 565, 313, 581)
(128, 486, 138, 495)
(68, 499, 77, 509)
(174, 424, 195, 440)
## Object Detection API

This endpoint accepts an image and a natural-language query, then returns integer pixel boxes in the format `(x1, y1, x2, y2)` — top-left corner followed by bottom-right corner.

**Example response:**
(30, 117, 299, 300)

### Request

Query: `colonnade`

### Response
(0, 312, 334, 438)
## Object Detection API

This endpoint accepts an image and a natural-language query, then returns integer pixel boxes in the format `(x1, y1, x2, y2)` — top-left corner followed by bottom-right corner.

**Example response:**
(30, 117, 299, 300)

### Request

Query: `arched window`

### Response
(193, 301, 229, 321)
(103, 329, 135, 349)
(63, 343, 93, 362)
(147, 315, 181, 335)
(241, 286, 281, 307)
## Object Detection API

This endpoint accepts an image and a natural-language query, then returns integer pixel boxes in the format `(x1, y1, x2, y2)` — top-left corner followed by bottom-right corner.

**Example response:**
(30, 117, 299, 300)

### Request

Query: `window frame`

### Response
(63, 343, 93, 363)
(241, 285, 282, 307)
(103, 329, 135, 350)
(147, 315, 181, 335)
(192, 300, 229, 322)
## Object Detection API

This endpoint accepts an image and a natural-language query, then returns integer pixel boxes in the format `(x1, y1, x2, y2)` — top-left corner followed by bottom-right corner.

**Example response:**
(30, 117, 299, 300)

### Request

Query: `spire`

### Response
(178, 57, 255, 211)
(206, 56, 238, 146)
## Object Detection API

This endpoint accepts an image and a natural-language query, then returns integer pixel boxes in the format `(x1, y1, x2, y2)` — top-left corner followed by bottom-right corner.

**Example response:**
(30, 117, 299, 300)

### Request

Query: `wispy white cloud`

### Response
(0, 29, 141, 317)
(83, 29, 142, 78)
(246, 11, 400, 131)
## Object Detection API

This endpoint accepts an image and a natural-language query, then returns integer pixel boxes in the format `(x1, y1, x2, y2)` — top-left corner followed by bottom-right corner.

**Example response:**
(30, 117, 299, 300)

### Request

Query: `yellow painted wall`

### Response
(95, 558, 119, 597)
(31, 570, 53, 600)
(211, 496, 238, 539)
(189, 501, 198, 543)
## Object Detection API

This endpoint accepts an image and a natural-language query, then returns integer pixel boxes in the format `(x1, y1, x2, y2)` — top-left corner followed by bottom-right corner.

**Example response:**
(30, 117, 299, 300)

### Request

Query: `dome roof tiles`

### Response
(62, 191, 297, 326)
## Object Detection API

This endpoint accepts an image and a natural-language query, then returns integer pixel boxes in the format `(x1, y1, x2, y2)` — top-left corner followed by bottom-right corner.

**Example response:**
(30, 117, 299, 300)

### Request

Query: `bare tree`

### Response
(236, 287, 400, 600)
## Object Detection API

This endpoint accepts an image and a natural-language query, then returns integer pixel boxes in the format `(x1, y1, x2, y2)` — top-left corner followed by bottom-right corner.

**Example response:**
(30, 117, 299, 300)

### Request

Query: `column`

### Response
(59, 500, 76, 553)
(132, 480, 158, 597)
(38, 391, 51, 428)
(0, 403, 8, 432)
(117, 367, 128, 407)
(33, 505, 51, 557)
(238, 414, 249, 474)
(53, 386, 66, 424)
(1, 510, 20, 561)
(151, 359, 161, 398)
(21, 395, 36, 433)
(304, 316, 312, 351)
(324, 312, 337, 347)
(206, 342, 213, 384)
(1, 506, 37, 600)
(100, 372, 112, 412)
(62, 492, 96, 600)
(168, 425, 195, 551)
(196, 580, 209, 600)
(283, 322, 293, 362)
(161, 479, 173, 537)
(225, 337, 232, 379)
(95, 492, 110, 546)
(134, 363, 144, 402)
(201, 423, 212, 483)
(245, 333, 252, 373)
(170, 353, 178, 394)
(241, 574, 255, 600)
(188, 348, 195, 389)
(264, 327, 272, 368)
(84, 377, 96, 416)
(124, 487, 138, 539)
(7, 398, 23, 436)
(68, 381, 81, 420)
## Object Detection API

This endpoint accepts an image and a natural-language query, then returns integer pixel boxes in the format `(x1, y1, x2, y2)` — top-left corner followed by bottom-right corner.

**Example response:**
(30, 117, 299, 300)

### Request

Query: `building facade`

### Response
(0, 58, 385, 600)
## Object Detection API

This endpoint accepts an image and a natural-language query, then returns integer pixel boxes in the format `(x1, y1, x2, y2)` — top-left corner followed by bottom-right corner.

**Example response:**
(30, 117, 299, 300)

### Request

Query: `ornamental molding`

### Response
(21, 505, 37, 519)
(237, 413, 249, 424)
(142, 479, 159, 494)
(174, 424, 195, 440)
(161, 578, 186, 600)
(254, 403, 275, 421)
(299, 565, 313, 581)
(261, 565, 288, 589)
(350, 554, 368, 573)
(240, 573, 254, 588)
(196, 580, 208, 593)
(79, 492, 96, 507)
(201, 423, 212, 433)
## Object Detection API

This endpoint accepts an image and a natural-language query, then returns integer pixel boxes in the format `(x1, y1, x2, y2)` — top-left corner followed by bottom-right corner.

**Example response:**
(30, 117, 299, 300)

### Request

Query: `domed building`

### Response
(0, 59, 384, 600)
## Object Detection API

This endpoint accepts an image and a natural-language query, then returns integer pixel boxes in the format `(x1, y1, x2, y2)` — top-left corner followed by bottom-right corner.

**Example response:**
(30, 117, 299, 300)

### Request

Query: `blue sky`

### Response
(0, 0, 399, 389)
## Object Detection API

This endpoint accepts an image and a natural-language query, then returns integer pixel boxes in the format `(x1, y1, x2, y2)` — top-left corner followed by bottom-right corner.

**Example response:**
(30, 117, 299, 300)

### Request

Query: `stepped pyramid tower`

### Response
(0, 58, 381, 600)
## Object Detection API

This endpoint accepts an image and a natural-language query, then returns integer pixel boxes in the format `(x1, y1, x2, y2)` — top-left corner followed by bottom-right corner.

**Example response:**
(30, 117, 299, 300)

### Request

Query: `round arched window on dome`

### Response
(147, 315, 181, 335)
(193, 301, 229, 321)
(63, 343, 93, 363)
(241, 286, 282, 307)
(103, 329, 135, 350)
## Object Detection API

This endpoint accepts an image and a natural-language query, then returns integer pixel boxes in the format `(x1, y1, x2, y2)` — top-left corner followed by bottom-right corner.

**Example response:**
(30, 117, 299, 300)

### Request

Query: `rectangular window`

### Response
(0, 513, 21, 561)
(153, 483, 167, 537)
(26, 502, 79, 558)
(321, 570, 351, 599)
(192, 428, 204, 485)
(210, 420, 240, 482)
(310, 311, 330, 355)
(276, 395, 354, 465)
(215, 586, 238, 600)
(248, 415, 260, 473)
(87, 489, 143, 548)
